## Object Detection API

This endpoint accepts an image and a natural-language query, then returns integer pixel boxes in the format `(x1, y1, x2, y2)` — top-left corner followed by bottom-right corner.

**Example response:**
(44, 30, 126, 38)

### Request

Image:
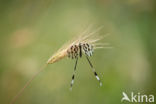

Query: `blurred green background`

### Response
(0, 0, 156, 104)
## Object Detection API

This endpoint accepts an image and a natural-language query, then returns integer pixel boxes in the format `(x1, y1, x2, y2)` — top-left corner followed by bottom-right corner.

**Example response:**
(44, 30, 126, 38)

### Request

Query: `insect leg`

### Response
(70, 57, 78, 90)
(85, 56, 102, 86)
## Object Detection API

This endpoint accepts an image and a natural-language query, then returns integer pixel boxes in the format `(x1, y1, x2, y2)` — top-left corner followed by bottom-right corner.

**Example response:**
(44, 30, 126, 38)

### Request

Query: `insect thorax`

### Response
(67, 43, 94, 59)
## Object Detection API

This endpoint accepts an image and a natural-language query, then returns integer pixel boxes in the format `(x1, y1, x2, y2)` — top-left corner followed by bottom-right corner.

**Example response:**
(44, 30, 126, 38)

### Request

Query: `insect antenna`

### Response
(70, 57, 78, 90)
(85, 56, 102, 86)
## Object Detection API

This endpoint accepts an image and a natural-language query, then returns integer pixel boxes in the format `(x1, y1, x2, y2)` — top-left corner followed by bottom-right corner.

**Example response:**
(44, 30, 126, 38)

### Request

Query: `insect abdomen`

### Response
(67, 43, 93, 59)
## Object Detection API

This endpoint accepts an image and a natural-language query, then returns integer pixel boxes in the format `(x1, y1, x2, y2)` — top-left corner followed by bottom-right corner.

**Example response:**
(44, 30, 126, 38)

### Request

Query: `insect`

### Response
(67, 42, 102, 89)
(10, 26, 111, 104)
